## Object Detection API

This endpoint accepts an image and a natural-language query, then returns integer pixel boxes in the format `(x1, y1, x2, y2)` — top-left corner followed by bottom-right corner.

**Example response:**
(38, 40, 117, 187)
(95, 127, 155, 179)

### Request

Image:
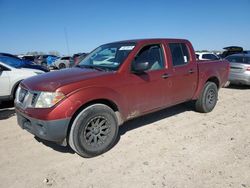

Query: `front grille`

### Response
(31, 93, 38, 105)
(19, 88, 28, 103)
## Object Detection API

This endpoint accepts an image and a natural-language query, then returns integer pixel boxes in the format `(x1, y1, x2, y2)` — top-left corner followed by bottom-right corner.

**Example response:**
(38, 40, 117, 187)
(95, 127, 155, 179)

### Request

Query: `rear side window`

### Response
(169, 43, 190, 66)
(226, 56, 244, 63)
(245, 57, 250, 64)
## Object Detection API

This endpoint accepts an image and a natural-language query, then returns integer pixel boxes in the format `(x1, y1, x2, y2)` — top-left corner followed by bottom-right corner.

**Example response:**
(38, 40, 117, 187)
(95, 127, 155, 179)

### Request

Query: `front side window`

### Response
(169, 43, 190, 66)
(133, 44, 165, 71)
(79, 42, 135, 71)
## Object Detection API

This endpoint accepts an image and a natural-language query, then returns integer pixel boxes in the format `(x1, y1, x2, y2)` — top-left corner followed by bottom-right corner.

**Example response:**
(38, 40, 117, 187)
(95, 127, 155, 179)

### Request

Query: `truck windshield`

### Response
(78, 42, 136, 71)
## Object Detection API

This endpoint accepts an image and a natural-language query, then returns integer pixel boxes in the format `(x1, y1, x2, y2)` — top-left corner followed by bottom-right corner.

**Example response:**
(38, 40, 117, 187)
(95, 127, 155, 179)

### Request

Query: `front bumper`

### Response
(16, 109, 70, 144)
(229, 72, 250, 85)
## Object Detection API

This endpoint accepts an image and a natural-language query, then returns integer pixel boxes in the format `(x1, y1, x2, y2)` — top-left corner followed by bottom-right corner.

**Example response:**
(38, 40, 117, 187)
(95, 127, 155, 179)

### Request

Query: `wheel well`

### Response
(66, 99, 120, 140)
(11, 80, 22, 99)
(207, 77, 219, 88)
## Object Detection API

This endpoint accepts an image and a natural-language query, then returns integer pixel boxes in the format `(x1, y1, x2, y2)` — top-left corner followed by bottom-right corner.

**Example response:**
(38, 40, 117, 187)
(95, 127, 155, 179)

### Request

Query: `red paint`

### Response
(17, 39, 229, 122)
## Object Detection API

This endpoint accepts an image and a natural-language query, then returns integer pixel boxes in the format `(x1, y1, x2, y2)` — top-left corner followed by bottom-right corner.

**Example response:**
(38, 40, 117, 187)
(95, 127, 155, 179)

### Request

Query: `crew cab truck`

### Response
(15, 39, 229, 157)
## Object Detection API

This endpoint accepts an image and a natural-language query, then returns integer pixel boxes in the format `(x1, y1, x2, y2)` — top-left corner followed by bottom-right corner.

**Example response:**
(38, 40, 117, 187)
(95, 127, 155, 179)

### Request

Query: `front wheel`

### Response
(69, 104, 119, 158)
(195, 81, 218, 113)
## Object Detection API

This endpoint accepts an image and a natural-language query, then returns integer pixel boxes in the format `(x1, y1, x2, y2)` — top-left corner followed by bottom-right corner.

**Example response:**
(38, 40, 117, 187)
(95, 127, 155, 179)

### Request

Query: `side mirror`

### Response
(132, 61, 150, 73)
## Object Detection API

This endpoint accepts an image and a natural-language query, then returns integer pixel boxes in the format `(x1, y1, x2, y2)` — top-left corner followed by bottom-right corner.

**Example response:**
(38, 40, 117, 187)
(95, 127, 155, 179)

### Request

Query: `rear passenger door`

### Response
(167, 43, 198, 103)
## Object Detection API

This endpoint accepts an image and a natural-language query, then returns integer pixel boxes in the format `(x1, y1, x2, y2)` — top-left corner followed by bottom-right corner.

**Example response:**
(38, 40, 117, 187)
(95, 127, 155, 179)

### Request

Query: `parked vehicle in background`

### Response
(0, 61, 44, 102)
(0, 52, 19, 58)
(15, 38, 229, 158)
(225, 54, 250, 86)
(196, 52, 220, 60)
(243, 50, 250, 54)
(51, 56, 73, 69)
(0, 55, 49, 72)
(73, 53, 88, 66)
(19, 55, 36, 63)
(221, 46, 243, 58)
(47, 55, 59, 68)
(34, 55, 58, 68)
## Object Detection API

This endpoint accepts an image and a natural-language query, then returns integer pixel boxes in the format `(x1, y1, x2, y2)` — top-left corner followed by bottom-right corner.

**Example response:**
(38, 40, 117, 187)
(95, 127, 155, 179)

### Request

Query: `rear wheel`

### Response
(195, 81, 218, 113)
(59, 63, 66, 69)
(69, 104, 119, 158)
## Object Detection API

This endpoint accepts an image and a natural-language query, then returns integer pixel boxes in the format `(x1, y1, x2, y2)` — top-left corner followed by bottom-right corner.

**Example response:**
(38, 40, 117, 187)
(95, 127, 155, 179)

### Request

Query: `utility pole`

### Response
(64, 27, 70, 56)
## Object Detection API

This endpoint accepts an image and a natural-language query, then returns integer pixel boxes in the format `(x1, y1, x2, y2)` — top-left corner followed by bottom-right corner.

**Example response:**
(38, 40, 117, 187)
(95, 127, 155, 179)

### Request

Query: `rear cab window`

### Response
(169, 43, 190, 66)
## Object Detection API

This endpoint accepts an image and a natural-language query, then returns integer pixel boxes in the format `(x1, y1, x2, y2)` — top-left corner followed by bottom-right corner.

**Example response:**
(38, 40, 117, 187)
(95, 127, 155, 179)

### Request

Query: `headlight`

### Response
(35, 91, 65, 108)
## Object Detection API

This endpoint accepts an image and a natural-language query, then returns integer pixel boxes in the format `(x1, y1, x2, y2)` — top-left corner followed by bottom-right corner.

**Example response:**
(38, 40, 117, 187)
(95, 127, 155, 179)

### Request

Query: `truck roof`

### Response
(105, 38, 190, 45)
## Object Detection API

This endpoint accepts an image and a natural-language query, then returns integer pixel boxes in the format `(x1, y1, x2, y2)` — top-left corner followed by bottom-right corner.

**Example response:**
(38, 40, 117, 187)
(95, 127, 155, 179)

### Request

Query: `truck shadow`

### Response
(116, 102, 193, 142)
(0, 100, 15, 120)
(35, 137, 75, 154)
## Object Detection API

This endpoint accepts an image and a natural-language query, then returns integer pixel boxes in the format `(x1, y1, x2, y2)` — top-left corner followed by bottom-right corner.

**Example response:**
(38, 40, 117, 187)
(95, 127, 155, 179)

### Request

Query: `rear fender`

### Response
(192, 69, 221, 100)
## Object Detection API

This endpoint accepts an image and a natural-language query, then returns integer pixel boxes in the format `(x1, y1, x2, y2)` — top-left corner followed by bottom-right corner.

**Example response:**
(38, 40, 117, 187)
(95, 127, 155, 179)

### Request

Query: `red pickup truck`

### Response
(15, 39, 229, 157)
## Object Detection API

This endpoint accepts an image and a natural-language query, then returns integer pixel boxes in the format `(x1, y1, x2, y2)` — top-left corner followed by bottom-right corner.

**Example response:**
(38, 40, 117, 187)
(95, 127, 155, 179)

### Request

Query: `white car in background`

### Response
(0, 62, 44, 102)
(51, 56, 73, 69)
(196, 52, 220, 60)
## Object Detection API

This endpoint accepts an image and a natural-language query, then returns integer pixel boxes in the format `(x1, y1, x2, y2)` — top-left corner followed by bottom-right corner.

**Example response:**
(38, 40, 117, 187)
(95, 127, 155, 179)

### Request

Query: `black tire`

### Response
(69, 104, 119, 158)
(195, 81, 218, 113)
(59, 63, 66, 69)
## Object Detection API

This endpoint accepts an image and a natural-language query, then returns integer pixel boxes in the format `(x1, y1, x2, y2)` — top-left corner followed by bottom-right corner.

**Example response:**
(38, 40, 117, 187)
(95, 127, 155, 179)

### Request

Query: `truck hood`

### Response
(21, 67, 112, 92)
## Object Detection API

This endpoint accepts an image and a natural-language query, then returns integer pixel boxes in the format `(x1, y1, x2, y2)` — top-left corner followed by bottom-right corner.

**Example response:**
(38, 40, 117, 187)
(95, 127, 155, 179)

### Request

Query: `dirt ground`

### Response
(0, 85, 250, 188)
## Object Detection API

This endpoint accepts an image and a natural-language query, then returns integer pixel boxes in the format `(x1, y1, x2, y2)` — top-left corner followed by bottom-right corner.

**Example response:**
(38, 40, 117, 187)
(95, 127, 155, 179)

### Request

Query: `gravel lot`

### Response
(0, 86, 250, 188)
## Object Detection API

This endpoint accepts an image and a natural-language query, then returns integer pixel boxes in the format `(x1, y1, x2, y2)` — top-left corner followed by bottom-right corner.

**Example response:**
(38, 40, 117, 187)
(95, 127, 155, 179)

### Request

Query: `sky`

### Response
(0, 0, 250, 55)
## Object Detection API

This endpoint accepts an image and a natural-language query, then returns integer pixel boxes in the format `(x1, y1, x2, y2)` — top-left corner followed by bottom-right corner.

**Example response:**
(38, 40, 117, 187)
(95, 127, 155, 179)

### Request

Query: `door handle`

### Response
(188, 69, 194, 74)
(162, 73, 170, 79)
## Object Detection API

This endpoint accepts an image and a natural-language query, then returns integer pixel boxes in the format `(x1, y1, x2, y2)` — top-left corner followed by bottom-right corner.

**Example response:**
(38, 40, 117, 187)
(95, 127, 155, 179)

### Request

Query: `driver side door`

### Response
(123, 44, 170, 117)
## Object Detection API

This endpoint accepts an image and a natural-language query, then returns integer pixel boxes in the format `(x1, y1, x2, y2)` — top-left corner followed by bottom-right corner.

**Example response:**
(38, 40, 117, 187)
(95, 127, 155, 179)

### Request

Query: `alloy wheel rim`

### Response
(84, 116, 110, 147)
(206, 89, 216, 106)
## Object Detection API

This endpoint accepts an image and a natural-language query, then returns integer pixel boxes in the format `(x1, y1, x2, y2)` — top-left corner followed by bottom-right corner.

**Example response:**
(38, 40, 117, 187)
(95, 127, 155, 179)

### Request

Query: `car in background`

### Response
(0, 55, 49, 72)
(51, 56, 73, 69)
(34, 55, 59, 68)
(196, 52, 220, 60)
(0, 61, 44, 102)
(225, 54, 250, 86)
(20, 55, 36, 63)
(243, 50, 250, 54)
(73, 53, 88, 66)
(221, 46, 243, 58)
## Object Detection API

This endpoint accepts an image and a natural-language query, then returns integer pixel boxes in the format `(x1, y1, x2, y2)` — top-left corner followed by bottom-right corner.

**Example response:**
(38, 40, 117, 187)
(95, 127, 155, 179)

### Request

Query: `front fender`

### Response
(66, 86, 128, 119)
